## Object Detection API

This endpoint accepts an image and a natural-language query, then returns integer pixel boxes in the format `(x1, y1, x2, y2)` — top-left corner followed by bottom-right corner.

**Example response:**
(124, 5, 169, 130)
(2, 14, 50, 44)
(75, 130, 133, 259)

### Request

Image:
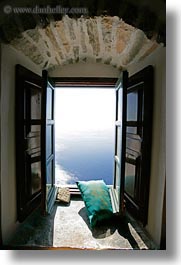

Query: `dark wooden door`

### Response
(112, 66, 153, 225)
(41, 70, 57, 215)
(124, 66, 154, 225)
(15, 65, 42, 222)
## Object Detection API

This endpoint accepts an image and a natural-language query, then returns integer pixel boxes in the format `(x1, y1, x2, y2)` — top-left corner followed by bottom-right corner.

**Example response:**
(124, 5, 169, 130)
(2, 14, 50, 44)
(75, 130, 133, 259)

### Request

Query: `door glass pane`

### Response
(126, 133, 141, 159)
(117, 88, 122, 121)
(24, 85, 41, 120)
(31, 162, 41, 195)
(46, 160, 53, 197)
(127, 92, 138, 121)
(31, 89, 41, 119)
(26, 125, 41, 157)
(125, 163, 136, 198)
(127, 127, 137, 134)
(115, 162, 121, 202)
(46, 125, 52, 159)
(116, 126, 122, 157)
(46, 85, 52, 119)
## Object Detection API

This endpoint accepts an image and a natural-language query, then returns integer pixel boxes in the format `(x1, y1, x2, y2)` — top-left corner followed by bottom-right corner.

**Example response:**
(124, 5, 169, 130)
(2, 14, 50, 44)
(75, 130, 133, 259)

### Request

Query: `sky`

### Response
(54, 88, 116, 136)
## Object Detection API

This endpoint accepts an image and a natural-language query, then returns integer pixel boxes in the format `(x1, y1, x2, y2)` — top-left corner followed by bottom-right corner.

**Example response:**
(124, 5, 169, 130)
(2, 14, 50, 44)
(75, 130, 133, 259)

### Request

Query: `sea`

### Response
(55, 130, 115, 186)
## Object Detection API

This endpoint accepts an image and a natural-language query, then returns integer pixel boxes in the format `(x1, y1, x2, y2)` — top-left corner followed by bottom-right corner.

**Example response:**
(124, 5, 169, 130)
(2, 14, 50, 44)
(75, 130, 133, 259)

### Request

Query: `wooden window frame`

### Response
(52, 77, 117, 88)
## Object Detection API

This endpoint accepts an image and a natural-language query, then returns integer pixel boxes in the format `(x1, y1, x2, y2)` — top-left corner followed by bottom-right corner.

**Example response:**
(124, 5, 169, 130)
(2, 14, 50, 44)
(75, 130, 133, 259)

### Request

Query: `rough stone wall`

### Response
(10, 15, 161, 71)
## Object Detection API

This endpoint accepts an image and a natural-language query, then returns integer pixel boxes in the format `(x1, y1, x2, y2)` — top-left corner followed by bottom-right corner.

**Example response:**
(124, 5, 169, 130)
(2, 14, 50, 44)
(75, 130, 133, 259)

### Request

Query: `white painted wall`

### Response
(127, 46, 166, 246)
(0, 44, 41, 243)
(49, 62, 120, 77)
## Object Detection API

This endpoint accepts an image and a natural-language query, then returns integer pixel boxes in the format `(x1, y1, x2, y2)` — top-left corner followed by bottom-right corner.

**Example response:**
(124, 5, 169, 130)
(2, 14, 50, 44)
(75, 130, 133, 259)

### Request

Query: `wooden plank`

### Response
(52, 77, 117, 87)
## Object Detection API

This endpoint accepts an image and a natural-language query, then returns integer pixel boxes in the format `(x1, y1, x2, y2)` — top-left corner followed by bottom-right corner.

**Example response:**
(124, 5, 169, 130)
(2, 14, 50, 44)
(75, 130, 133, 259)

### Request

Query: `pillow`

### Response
(76, 180, 113, 227)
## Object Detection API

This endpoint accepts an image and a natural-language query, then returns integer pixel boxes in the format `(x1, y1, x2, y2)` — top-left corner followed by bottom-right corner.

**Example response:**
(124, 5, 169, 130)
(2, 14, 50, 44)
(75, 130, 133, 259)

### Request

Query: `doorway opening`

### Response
(14, 65, 153, 247)
(54, 88, 116, 186)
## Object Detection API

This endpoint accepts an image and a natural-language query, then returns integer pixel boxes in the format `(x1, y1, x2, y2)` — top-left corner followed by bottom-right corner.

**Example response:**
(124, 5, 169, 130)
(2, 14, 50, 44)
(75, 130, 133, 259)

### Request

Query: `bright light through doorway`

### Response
(55, 88, 115, 186)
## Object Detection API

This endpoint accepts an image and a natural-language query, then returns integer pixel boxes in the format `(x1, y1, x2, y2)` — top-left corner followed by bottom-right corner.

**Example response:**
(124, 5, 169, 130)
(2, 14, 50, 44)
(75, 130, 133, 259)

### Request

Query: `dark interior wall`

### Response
(0, 44, 2, 246)
(0, 0, 166, 44)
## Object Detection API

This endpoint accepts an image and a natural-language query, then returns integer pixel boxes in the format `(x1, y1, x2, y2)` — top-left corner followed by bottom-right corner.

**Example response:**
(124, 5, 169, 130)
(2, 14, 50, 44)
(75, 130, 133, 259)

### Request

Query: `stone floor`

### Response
(7, 197, 158, 250)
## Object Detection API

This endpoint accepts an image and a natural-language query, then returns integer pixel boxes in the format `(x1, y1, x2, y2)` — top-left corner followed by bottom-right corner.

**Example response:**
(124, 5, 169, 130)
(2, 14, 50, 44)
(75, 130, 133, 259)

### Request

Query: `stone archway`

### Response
(9, 15, 161, 71)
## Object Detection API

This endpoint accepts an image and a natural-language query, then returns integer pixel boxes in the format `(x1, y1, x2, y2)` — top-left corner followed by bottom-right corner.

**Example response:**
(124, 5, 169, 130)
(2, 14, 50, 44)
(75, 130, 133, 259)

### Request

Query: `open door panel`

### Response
(41, 70, 57, 215)
(110, 71, 128, 216)
(15, 65, 42, 222)
(111, 66, 153, 227)
(124, 66, 154, 225)
(15, 65, 57, 220)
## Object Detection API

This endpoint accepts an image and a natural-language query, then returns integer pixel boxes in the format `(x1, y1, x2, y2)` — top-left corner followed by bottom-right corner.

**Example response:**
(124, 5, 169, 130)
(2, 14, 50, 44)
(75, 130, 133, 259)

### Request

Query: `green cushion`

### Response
(76, 180, 113, 227)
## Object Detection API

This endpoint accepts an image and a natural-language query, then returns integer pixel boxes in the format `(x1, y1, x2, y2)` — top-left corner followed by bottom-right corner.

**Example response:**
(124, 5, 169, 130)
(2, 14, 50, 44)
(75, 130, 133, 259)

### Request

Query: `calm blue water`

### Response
(55, 131, 115, 185)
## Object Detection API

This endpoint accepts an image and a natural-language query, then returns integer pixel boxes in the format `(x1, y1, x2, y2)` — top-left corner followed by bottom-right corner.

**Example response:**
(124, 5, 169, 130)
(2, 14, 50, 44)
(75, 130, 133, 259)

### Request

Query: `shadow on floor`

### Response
(7, 198, 157, 250)
(116, 217, 140, 249)
(8, 205, 57, 247)
(78, 207, 140, 248)
(78, 207, 117, 239)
